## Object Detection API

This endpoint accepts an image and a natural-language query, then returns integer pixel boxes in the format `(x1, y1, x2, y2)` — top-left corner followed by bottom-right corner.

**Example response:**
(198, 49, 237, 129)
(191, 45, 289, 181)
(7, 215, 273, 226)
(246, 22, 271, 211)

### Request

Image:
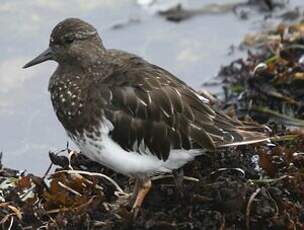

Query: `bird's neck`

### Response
(60, 46, 107, 69)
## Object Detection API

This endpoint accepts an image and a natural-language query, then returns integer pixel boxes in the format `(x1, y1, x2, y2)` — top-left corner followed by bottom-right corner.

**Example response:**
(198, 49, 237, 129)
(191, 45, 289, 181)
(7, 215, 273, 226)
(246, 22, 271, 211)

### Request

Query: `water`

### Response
(0, 0, 302, 174)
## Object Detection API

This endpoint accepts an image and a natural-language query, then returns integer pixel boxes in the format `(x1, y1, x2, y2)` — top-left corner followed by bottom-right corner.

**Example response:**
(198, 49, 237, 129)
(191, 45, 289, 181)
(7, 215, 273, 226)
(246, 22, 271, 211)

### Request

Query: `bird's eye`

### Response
(64, 36, 75, 44)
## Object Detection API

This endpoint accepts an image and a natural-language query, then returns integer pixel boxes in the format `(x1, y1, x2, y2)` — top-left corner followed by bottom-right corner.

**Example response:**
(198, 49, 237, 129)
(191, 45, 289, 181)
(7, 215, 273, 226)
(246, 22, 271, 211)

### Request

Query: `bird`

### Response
(23, 18, 268, 215)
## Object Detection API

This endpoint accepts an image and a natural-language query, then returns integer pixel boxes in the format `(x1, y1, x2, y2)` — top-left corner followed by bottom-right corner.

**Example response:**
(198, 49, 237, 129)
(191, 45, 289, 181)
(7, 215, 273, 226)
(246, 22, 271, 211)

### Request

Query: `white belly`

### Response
(72, 119, 203, 178)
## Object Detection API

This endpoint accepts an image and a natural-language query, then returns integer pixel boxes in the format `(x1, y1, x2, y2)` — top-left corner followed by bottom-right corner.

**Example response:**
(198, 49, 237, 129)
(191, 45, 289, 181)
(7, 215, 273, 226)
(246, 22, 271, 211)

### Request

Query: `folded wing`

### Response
(92, 62, 267, 161)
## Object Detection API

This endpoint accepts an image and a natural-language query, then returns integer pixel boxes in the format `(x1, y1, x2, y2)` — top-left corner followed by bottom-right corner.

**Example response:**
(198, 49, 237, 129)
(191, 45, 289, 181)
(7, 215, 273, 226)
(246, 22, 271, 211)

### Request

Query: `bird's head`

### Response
(23, 18, 105, 68)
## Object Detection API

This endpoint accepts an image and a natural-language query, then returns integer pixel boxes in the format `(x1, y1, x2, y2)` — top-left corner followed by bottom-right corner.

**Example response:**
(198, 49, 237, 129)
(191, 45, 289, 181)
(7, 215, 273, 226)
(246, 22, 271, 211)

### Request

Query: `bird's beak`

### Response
(23, 47, 54, 68)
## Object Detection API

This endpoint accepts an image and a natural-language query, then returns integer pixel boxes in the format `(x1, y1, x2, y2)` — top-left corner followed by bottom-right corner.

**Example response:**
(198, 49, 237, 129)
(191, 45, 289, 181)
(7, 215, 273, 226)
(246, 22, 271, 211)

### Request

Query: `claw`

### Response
(131, 206, 140, 219)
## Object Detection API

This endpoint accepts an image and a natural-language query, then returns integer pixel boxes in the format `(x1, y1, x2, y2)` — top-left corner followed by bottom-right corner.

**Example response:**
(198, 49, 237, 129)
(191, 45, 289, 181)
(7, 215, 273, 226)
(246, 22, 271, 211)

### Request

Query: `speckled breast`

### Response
(48, 71, 95, 136)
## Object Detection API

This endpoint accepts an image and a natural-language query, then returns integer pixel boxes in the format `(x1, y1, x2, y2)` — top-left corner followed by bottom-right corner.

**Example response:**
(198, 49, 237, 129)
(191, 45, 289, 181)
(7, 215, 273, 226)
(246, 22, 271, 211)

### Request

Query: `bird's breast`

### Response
(51, 77, 82, 112)
(49, 74, 103, 136)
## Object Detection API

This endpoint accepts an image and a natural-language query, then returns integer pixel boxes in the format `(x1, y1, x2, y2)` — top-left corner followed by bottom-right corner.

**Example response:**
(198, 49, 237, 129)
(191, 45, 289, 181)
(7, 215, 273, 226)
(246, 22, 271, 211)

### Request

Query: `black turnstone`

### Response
(23, 18, 268, 214)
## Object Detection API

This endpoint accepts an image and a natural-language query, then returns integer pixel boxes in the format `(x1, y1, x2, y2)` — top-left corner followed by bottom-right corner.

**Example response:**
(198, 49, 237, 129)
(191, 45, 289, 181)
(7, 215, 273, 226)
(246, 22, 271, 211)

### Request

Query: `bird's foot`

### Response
(131, 206, 141, 219)
(173, 168, 185, 199)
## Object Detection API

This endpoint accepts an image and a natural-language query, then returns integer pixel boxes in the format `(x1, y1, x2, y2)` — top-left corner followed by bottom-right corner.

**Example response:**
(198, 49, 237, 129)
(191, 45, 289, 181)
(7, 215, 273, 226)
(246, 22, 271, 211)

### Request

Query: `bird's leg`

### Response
(131, 178, 151, 218)
(129, 179, 140, 206)
(173, 168, 184, 198)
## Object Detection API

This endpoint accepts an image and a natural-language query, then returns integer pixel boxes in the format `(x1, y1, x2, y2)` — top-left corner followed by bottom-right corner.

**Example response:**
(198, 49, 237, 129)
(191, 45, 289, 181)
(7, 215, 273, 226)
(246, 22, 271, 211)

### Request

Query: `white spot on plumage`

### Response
(138, 98, 147, 106)
(146, 91, 152, 105)
(196, 93, 209, 103)
(108, 90, 113, 102)
(160, 108, 170, 118)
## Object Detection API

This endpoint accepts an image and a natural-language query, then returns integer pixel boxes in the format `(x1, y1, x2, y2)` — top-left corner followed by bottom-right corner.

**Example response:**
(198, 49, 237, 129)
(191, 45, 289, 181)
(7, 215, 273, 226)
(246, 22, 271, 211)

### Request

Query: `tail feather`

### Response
(204, 111, 270, 148)
(216, 123, 270, 147)
(218, 134, 270, 147)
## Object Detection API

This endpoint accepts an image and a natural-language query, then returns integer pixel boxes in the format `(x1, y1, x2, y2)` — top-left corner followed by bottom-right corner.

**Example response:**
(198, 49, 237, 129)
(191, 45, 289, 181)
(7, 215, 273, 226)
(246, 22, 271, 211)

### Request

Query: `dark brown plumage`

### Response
(23, 18, 268, 214)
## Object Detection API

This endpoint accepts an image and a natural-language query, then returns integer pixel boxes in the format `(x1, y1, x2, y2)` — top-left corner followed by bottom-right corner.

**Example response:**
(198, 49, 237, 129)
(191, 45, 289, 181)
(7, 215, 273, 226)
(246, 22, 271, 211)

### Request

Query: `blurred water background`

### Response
(0, 0, 302, 174)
